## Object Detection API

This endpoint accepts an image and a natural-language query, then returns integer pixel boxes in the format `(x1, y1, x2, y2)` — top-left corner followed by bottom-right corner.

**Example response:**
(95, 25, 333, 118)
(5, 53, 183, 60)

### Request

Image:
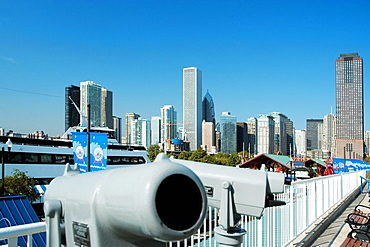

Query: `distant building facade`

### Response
(202, 91, 215, 124)
(286, 119, 294, 156)
(220, 112, 237, 154)
(80, 81, 102, 127)
(130, 118, 151, 148)
(65, 85, 80, 131)
(151, 116, 161, 145)
(202, 121, 216, 153)
(183, 67, 202, 150)
(247, 117, 257, 155)
(270, 112, 288, 155)
(257, 114, 275, 155)
(306, 119, 323, 151)
(322, 113, 336, 157)
(112, 116, 122, 143)
(295, 129, 307, 158)
(335, 52, 364, 159)
(101, 88, 113, 128)
(160, 105, 177, 143)
(125, 113, 140, 145)
(236, 122, 248, 153)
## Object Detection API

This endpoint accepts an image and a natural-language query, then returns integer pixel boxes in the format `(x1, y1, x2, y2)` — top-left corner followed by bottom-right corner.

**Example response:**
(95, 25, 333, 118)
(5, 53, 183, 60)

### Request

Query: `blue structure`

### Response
(0, 195, 46, 246)
(333, 158, 370, 174)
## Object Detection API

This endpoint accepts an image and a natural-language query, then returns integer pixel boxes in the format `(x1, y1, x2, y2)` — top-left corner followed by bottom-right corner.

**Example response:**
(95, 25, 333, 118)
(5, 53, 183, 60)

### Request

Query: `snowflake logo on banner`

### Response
(76, 145, 85, 160)
(93, 145, 104, 163)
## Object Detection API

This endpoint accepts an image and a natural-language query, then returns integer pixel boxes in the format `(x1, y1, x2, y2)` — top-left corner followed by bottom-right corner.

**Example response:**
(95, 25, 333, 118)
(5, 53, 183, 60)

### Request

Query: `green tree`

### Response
(189, 148, 207, 162)
(365, 156, 370, 164)
(178, 151, 192, 160)
(3, 169, 39, 202)
(200, 155, 215, 164)
(227, 153, 241, 166)
(147, 144, 163, 161)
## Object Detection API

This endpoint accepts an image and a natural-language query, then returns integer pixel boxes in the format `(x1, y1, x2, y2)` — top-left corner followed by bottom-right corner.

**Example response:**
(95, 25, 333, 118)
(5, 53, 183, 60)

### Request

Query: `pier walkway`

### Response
(289, 184, 369, 247)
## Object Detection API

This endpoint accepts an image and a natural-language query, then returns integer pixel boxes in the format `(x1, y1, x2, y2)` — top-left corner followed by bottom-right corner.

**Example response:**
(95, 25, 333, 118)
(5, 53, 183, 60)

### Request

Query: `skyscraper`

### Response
(80, 81, 102, 127)
(112, 116, 122, 143)
(257, 114, 275, 155)
(65, 85, 80, 131)
(151, 116, 161, 145)
(130, 118, 151, 148)
(322, 113, 336, 157)
(202, 90, 215, 124)
(306, 119, 323, 151)
(220, 112, 237, 154)
(125, 113, 140, 145)
(183, 67, 202, 150)
(236, 122, 248, 153)
(247, 117, 257, 155)
(101, 88, 113, 128)
(270, 112, 288, 155)
(335, 52, 364, 159)
(202, 120, 216, 153)
(160, 105, 177, 143)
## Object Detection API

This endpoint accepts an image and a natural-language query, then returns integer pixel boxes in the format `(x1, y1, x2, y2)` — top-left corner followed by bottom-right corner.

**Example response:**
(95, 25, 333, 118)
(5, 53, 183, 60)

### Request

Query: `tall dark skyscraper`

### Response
(65, 85, 80, 131)
(306, 119, 323, 151)
(335, 53, 364, 159)
(202, 90, 215, 124)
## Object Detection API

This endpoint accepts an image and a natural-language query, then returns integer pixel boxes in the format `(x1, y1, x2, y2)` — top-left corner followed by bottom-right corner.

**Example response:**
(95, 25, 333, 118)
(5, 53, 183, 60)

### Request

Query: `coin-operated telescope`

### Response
(170, 155, 286, 247)
(44, 156, 208, 247)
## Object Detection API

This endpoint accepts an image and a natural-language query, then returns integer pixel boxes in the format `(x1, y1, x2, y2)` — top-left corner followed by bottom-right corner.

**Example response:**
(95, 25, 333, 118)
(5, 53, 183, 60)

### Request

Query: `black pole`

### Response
(87, 104, 91, 172)
(1, 147, 4, 196)
(344, 146, 346, 172)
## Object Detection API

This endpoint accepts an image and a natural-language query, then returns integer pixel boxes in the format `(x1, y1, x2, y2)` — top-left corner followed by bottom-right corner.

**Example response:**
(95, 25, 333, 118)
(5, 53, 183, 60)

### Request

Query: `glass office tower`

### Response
(335, 53, 364, 159)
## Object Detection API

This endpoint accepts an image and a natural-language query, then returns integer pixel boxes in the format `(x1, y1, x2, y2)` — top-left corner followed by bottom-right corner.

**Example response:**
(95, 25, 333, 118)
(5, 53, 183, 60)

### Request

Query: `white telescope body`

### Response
(44, 155, 208, 246)
(170, 157, 285, 218)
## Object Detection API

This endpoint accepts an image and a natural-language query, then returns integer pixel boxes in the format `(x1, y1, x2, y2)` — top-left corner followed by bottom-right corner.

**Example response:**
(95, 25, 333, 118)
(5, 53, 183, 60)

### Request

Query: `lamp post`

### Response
(1, 138, 12, 197)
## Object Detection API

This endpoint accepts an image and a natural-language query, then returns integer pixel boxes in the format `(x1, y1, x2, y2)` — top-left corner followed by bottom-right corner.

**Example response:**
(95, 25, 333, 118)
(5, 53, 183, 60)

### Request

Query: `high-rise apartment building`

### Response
(101, 88, 113, 128)
(130, 118, 151, 148)
(112, 116, 122, 143)
(286, 119, 294, 156)
(257, 115, 275, 155)
(80, 81, 102, 127)
(65, 85, 80, 131)
(335, 52, 364, 159)
(202, 120, 216, 153)
(160, 105, 177, 144)
(295, 129, 307, 158)
(322, 113, 336, 157)
(151, 116, 161, 145)
(364, 131, 370, 155)
(306, 119, 323, 151)
(183, 67, 202, 150)
(236, 122, 248, 153)
(125, 113, 140, 145)
(247, 117, 257, 155)
(220, 112, 237, 154)
(270, 112, 288, 155)
(202, 91, 215, 124)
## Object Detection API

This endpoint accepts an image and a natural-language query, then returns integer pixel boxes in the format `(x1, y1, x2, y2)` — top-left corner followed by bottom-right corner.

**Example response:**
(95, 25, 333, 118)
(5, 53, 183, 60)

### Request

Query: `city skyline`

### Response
(1, 1, 370, 136)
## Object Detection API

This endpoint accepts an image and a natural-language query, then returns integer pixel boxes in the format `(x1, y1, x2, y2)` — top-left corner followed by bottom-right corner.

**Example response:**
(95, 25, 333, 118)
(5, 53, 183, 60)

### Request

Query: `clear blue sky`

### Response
(1, 1, 370, 136)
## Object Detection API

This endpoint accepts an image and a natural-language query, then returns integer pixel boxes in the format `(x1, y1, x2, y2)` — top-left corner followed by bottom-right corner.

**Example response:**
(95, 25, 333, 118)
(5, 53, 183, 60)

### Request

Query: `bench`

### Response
(341, 229, 370, 247)
(346, 205, 370, 230)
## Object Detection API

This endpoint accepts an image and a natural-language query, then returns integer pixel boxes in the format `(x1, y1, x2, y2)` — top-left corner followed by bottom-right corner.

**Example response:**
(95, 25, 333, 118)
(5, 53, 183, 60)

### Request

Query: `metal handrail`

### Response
(0, 222, 46, 247)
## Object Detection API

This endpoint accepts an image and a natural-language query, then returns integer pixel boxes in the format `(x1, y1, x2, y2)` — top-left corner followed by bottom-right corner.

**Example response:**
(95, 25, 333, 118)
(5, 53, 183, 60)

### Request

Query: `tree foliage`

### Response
(3, 169, 40, 202)
(147, 144, 163, 161)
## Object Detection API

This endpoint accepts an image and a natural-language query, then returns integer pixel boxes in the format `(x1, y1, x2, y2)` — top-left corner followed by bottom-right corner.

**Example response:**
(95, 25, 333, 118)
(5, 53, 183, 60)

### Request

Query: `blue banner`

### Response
(72, 132, 108, 173)
(333, 158, 370, 174)
(90, 133, 108, 172)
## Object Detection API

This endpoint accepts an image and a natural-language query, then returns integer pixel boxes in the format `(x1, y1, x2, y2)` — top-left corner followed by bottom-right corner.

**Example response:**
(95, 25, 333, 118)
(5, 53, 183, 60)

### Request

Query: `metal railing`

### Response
(169, 170, 366, 247)
(0, 171, 366, 247)
(0, 222, 46, 247)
